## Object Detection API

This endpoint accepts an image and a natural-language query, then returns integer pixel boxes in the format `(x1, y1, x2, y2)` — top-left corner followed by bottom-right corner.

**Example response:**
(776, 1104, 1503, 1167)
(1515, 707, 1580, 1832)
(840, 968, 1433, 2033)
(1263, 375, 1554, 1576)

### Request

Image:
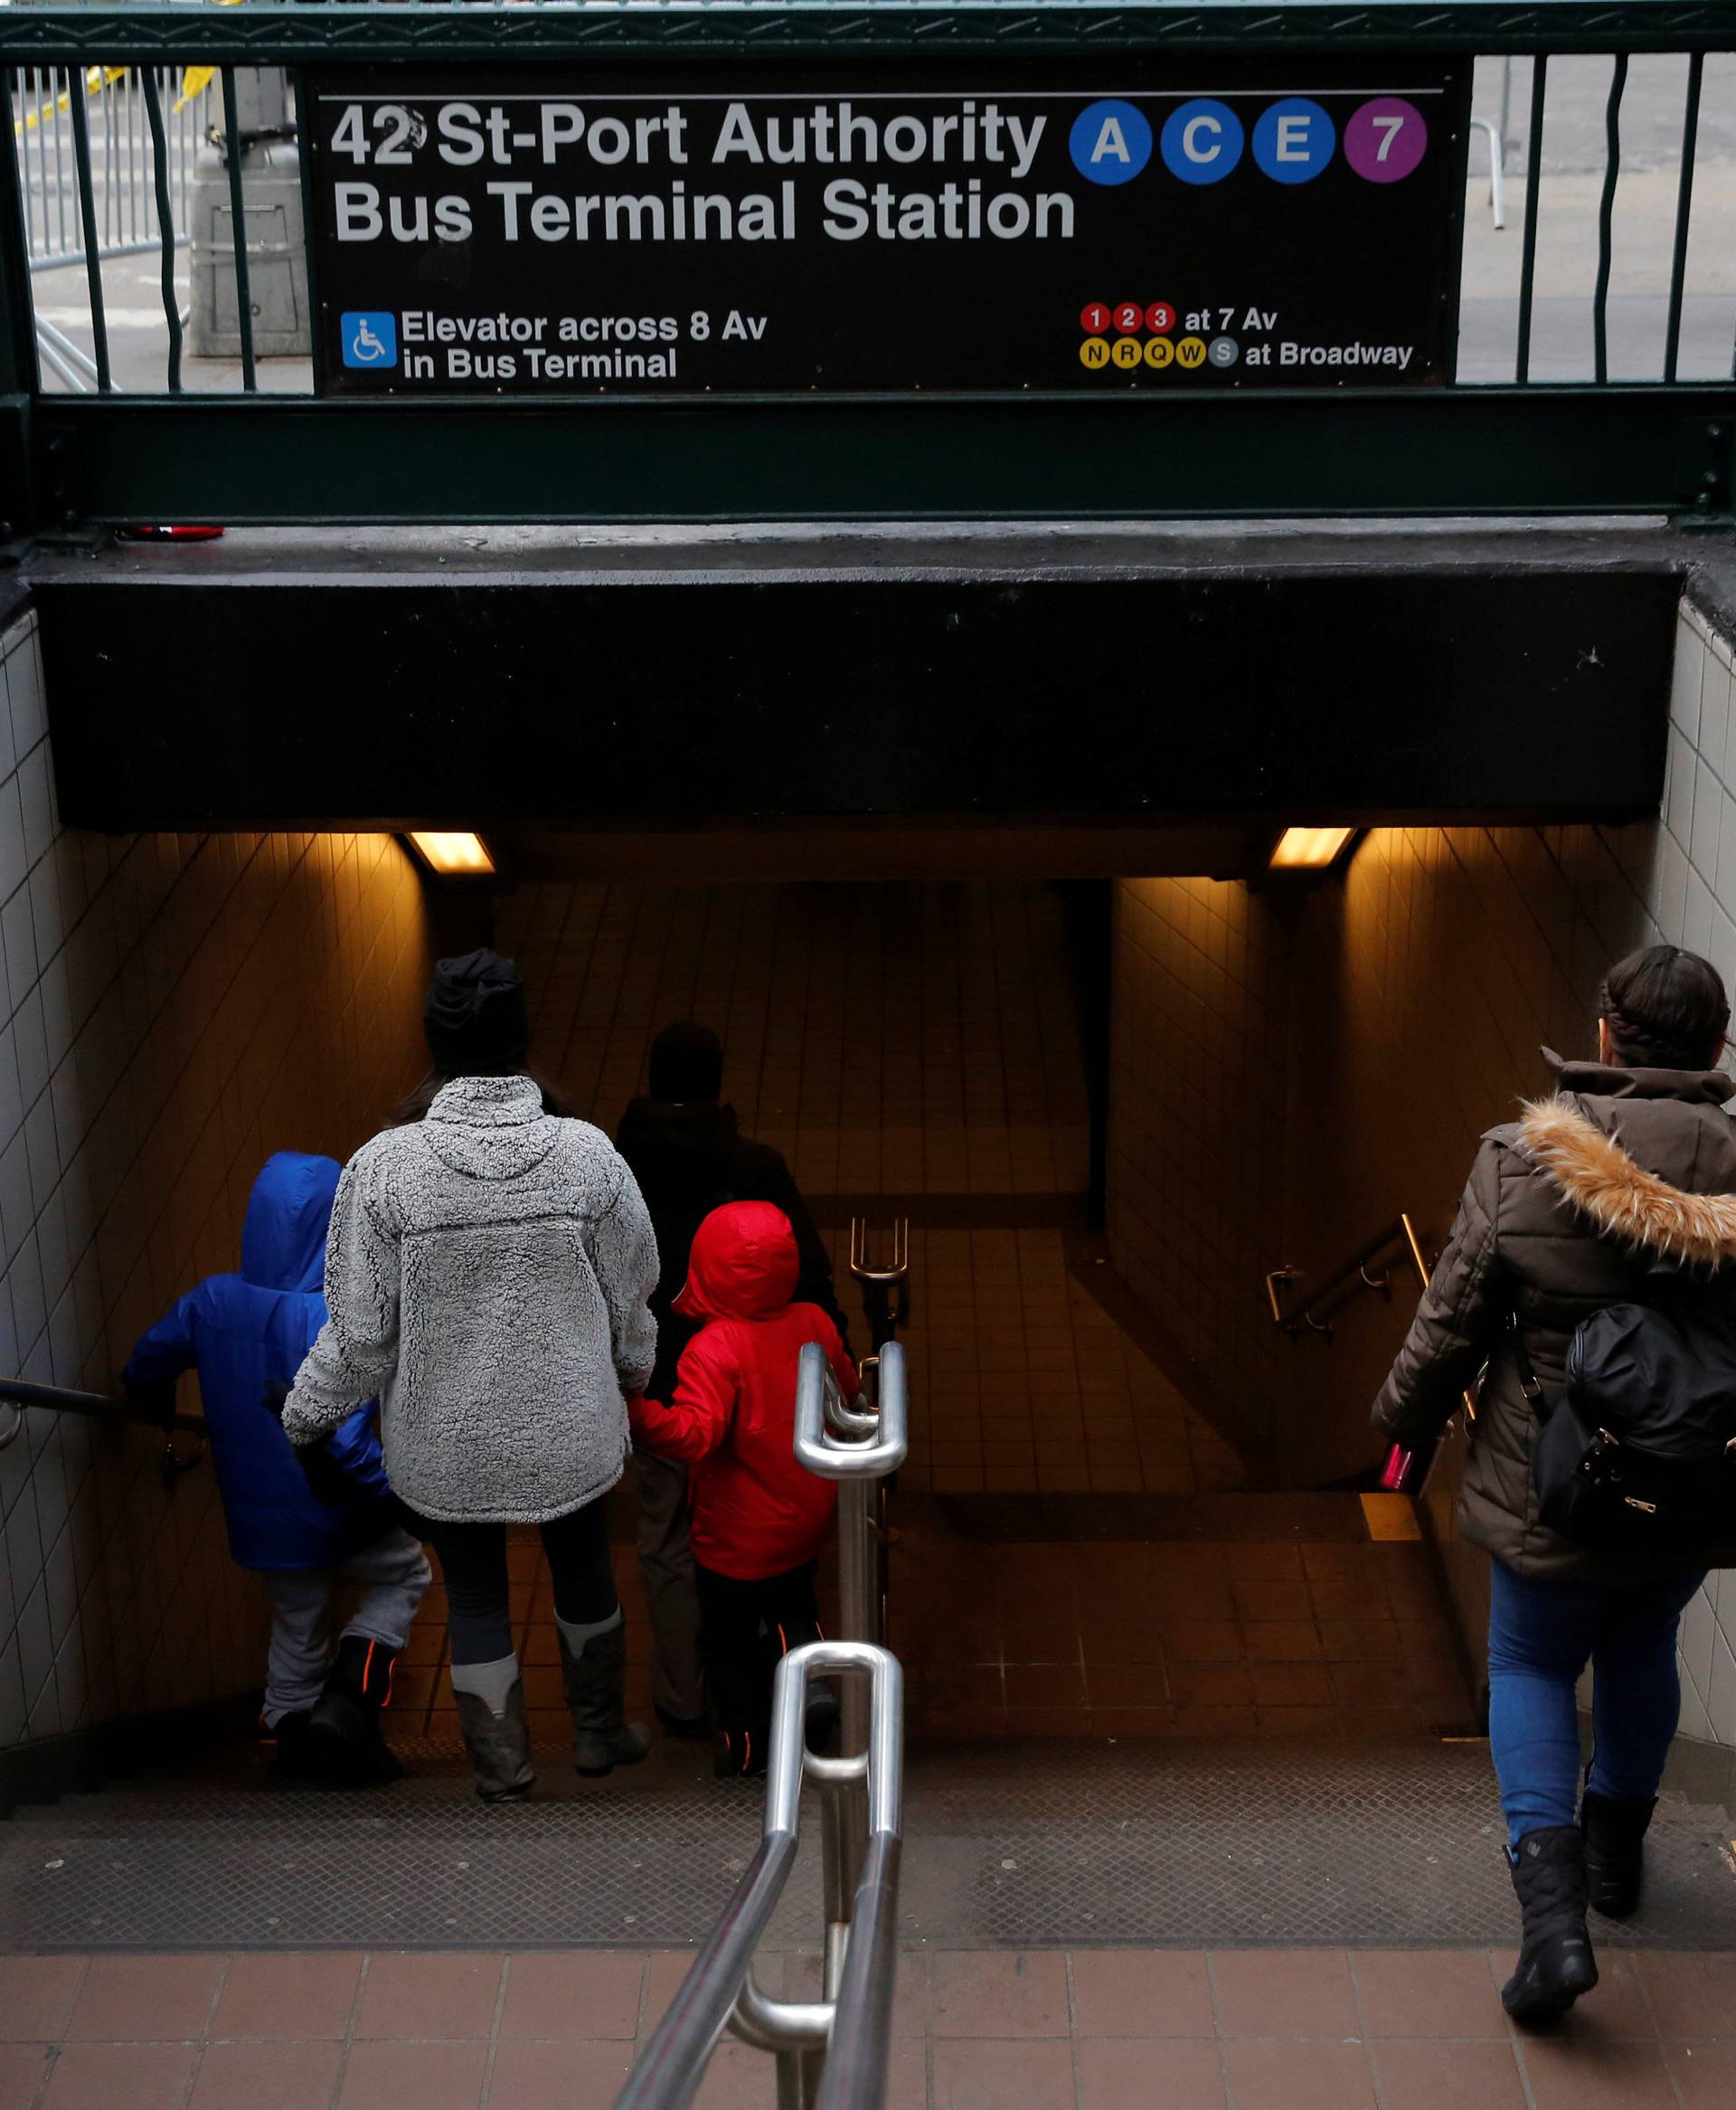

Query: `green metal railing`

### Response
(3, 5, 1736, 528)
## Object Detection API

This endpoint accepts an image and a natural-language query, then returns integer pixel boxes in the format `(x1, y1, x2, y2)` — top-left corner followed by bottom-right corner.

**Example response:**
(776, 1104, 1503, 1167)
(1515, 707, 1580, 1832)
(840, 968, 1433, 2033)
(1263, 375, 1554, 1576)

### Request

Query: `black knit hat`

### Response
(424, 948, 531, 1077)
(648, 1021, 723, 1104)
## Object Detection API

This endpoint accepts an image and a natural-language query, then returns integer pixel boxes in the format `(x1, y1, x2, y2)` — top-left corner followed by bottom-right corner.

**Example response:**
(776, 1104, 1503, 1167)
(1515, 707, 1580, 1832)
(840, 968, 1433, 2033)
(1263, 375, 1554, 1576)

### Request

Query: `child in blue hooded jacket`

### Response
(125, 1151, 429, 1783)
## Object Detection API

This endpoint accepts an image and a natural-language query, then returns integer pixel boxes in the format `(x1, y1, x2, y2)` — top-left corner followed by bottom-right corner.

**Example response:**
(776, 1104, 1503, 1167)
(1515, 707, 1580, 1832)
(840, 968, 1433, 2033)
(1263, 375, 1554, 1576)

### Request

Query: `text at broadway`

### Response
(316, 73, 1464, 394)
(331, 99, 1077, 247)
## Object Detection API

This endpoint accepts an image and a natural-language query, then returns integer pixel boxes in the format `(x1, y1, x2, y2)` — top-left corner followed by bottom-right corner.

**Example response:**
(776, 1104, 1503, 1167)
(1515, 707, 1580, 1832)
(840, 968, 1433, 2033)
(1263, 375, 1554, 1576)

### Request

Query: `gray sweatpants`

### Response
(259, 1528, 431, 1726)
(635, 1450, 704, 1721)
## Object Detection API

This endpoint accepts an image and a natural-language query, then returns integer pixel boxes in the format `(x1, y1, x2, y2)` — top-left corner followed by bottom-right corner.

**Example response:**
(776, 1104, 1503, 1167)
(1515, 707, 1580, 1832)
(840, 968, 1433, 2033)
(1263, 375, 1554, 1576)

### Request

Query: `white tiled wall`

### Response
(1107, 590, 1736, 1753)
(1646, 598, 1736, 1747)
(0, 608, 431, 1753)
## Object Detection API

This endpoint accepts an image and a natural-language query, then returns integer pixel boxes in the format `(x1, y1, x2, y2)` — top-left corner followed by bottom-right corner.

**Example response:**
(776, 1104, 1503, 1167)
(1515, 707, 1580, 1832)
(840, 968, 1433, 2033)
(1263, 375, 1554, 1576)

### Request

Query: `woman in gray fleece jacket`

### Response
(283, 950, 660, 1802)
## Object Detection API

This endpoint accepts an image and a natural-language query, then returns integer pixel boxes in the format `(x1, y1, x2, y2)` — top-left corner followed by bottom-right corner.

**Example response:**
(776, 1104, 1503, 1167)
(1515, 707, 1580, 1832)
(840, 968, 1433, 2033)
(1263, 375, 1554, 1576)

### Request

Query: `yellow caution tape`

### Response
(175, 1, 243, 115)
(7, 18, 230, 132)
(14, 67, 129, 137)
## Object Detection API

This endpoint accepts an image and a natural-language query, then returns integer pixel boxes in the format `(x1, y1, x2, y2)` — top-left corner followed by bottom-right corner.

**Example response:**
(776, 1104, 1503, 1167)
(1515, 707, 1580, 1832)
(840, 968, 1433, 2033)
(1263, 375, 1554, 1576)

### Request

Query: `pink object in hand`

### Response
(1380, 1437, 1438, 1494)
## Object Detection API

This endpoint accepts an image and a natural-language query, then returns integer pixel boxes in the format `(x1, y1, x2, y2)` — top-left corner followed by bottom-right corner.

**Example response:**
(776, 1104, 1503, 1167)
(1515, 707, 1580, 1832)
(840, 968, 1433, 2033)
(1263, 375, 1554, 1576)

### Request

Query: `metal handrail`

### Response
(1266, 1216, 1417, 1340)
(796, 1341, 906, 1696)
(618, 1831, 799, 2110)
(0, 1372, 206, 1484)
(825, 1380, 881, 1442)
(847, 1219, 909, 1287)
(0, 1372, 204, 1432)
(848, 1220, 910, 1355)
(814, 1830, 901, 2110)
(1268, 1214, 1479, 1490)
(793, 1336, 908, 2012)
(794, 1340, 908, 1487)
(615, 1639, 904, 2110)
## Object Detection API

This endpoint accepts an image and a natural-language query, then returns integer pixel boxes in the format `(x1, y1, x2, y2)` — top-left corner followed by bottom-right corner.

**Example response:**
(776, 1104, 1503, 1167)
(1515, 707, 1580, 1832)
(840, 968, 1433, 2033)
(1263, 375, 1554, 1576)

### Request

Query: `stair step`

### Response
(5, 1738, 1732, 1951)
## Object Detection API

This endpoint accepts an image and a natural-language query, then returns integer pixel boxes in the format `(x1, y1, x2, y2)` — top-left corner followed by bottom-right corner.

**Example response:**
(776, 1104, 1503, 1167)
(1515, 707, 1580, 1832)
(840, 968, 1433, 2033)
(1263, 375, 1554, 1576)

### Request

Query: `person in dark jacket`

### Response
(617, 1022, 848, 1738)
(1373, 945, 1736, 2023)
(629, 1201, 857, 1777)
(125, 1152, 430, 1784)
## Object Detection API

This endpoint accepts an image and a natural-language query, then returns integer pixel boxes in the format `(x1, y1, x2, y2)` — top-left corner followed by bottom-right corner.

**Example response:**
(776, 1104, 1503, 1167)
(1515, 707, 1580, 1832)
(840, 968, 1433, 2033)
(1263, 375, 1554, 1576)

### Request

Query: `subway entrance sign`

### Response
(307, 58, 1471, 397)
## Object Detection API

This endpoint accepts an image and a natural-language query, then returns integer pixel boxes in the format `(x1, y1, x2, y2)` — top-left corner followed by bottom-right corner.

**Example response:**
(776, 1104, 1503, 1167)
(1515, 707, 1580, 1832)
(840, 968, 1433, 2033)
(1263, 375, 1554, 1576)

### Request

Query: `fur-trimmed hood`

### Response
(1518, 1095, 1736, 1269)
(1377, 1059, 1736, 1583)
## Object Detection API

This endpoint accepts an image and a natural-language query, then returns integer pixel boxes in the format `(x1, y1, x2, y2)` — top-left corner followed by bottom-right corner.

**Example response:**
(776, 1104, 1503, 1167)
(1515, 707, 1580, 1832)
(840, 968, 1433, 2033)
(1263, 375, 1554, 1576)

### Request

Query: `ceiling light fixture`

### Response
(408, 831, 496, 877)
(1269, 826, 1355, 871)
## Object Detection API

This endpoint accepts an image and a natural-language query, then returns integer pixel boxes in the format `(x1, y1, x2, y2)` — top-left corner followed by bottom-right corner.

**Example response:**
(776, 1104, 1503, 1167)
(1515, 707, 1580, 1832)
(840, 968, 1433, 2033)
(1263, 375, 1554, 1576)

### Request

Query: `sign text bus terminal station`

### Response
(3, 4, 1736, 527)
(313, 70, 1467, 394)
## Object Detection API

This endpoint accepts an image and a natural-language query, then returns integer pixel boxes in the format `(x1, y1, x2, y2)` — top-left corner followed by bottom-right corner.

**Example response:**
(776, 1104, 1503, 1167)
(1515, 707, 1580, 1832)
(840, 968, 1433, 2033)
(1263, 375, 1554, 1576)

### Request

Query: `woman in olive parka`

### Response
(1375, 945, 1736, 2022)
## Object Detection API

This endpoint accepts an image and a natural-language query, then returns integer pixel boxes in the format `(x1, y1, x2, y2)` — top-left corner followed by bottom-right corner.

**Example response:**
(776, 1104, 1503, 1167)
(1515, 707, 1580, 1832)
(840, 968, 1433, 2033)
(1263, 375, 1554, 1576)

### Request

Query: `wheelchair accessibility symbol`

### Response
(341, 312, 397, 370)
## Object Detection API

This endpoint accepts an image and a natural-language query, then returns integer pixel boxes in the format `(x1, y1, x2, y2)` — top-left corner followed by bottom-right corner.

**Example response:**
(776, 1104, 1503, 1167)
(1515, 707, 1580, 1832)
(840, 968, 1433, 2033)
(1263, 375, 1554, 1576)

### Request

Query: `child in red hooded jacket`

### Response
(628, 1200, 857, 1778)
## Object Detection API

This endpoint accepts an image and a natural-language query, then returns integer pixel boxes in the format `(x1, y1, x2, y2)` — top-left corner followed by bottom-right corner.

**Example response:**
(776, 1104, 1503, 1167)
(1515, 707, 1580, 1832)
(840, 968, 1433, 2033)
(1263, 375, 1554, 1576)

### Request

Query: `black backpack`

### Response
(1516, 1276, 1736, 1556)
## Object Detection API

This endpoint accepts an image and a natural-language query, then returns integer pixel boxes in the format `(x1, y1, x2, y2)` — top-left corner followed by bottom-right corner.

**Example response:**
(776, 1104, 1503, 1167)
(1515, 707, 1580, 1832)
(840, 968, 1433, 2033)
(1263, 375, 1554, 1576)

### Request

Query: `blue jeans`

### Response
(1486, 1557, 1704, 1842)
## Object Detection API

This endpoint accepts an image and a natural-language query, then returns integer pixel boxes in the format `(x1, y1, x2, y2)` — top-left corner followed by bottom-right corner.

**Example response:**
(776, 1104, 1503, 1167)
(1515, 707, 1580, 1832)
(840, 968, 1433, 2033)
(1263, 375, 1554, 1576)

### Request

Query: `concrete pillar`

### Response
(188, 69, 309, 360)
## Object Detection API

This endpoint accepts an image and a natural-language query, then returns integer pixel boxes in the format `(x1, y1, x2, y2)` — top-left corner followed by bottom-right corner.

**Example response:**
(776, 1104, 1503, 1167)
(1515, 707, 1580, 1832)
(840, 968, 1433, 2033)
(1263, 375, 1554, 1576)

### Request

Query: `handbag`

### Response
(1514, 1283, 1736, 1557)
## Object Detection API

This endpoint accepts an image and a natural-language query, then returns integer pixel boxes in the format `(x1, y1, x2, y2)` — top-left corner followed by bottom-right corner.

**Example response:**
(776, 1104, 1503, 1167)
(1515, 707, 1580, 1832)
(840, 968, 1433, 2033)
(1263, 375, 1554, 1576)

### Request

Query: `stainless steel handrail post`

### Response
(814, 1832, 901, 2110)
(730, 1969, 830, 2055)
(794, 1340, 910, 1633)
(849, 1219, 911, 1360)
(812, 1704, 858, 2001)
(617, 1638, 901, 2110)
(774, 2047, 825, 2110)
(793, 1340, 909, 1991)
(833, 1475, 874, 1974)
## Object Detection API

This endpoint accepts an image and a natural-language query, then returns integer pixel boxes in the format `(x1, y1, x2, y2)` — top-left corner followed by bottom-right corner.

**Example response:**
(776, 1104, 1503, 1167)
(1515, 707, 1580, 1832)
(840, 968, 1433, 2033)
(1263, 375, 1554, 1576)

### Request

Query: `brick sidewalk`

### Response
(5, 1945, 1735, 2109)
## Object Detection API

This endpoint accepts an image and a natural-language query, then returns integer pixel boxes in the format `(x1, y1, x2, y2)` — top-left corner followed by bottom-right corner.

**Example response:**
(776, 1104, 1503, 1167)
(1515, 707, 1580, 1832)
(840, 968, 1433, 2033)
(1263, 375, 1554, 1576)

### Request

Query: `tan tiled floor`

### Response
(892, 1515, 1477, 1741)
(6, 1945, 1733, 2108)
(852, 1227, 1244, 1497)
(386, 1229, 1241, 1726)
(382, 1500, 1472, 1748)
(497, 881, 1092, 1199)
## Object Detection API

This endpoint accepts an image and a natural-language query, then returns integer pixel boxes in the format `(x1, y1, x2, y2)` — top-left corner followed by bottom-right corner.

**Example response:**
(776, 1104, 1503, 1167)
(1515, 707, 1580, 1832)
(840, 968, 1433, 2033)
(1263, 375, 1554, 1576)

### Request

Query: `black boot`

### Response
(773, 1617, 838, 1755)
(656, 1705, 712, 1742)
(1501, 1825, 1599, 2023)
(804, 1680, 841, 1754)
(306, 1636, 403, 1787)
(559, 1619, 651, 1778)
(714, 1725, 769, 1782)
(1581, 1789, 1656, 1920)
(267, 1710, 316, 1782)
(454, 1681, 535, 1804)
(712, 1689, 839, 1770)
